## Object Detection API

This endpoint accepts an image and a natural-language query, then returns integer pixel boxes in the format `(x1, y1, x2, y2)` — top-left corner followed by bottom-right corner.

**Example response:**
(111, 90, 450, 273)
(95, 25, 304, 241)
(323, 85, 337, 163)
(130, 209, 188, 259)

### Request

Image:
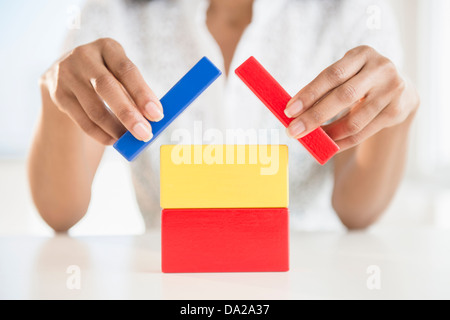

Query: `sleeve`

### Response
(333, 0, 404, 70)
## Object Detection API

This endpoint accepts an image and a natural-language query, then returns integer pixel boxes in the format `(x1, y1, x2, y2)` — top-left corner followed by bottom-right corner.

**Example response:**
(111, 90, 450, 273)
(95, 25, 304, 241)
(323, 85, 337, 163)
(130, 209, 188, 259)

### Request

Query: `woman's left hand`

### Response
(285, 45, 420, 151)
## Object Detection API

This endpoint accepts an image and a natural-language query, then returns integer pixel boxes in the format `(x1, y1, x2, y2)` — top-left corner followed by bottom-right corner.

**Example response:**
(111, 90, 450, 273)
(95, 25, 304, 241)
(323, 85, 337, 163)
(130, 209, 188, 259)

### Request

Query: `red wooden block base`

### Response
(161, 208, 289, 273)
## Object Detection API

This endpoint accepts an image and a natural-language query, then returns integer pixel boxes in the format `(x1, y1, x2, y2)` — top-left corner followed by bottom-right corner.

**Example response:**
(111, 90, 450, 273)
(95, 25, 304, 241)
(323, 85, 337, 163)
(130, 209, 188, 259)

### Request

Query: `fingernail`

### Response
(144, 101, 164, 122)
(285, 100, 303, 118)
(133, 122, 153, 142)
(287, 120, 306, 139)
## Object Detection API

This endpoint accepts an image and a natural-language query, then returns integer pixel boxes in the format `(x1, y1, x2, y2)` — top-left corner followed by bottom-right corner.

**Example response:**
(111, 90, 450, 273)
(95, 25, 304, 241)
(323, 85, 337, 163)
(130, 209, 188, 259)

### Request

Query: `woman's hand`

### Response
(40, 37, 163, 145)
(285, 45, 419, 151)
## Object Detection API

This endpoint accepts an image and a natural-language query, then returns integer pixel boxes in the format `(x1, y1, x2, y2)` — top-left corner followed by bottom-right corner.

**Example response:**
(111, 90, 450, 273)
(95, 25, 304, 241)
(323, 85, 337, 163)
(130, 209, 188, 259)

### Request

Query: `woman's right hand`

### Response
(40, 37, 163, 145)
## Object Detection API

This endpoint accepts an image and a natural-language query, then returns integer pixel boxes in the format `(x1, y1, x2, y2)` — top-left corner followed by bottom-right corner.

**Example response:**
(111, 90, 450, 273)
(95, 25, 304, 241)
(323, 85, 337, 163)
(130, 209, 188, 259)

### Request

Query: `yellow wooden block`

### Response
(160, 145, 289, 209)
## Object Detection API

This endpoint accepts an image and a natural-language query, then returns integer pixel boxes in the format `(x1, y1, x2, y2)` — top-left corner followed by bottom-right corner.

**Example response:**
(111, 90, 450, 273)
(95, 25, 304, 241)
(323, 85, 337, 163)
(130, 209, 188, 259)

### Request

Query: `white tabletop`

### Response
(1, 227, 449, 300)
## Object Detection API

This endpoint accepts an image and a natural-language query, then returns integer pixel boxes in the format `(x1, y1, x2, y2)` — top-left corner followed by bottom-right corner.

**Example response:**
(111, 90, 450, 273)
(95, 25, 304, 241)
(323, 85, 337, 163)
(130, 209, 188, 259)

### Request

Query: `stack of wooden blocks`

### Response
(160, 145, 290, 273)
(113, 56, 340, 273)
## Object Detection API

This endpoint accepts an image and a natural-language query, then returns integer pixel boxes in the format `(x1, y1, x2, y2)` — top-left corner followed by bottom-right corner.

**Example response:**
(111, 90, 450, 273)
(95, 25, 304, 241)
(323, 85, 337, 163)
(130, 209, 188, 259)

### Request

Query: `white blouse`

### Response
(63, 0, 403, 230)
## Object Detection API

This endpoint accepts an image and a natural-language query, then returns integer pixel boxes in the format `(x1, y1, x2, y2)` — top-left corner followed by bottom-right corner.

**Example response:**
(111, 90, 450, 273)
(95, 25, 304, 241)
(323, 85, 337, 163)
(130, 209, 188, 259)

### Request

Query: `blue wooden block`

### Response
(113, 57, 222, 161)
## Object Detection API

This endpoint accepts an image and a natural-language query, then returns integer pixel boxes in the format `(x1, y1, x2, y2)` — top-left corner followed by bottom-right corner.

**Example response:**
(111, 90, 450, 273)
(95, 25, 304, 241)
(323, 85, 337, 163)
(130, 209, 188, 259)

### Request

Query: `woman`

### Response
(28, 0, 420, 231)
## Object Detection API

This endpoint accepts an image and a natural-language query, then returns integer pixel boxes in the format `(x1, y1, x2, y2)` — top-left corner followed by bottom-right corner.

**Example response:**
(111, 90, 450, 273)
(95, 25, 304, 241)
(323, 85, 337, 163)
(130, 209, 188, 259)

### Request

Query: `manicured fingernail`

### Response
(285, 100, 303, 118)
(133, 122, 153, 142)
(144, 101, 164, 122)
(287, 120, 306, 139)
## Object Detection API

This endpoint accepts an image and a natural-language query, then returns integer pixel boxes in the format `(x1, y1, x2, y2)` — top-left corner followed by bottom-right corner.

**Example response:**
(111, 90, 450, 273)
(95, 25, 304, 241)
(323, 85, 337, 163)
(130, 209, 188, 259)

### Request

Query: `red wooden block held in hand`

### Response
(235, 56, 339, 165)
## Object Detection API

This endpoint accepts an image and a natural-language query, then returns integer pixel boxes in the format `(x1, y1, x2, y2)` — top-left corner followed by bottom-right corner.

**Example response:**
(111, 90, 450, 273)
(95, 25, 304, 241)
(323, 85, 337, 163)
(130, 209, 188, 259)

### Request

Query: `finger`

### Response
(287, 67, 374, 139)
(101, 40, 164, 122)
(334, 112, 389, 151)
(71, 82, 127, 140)
(89, 67, 153, 142)
(322, 90, 391, 141)
(62, 92, 116, 145)
(285, 46, 373, 118)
